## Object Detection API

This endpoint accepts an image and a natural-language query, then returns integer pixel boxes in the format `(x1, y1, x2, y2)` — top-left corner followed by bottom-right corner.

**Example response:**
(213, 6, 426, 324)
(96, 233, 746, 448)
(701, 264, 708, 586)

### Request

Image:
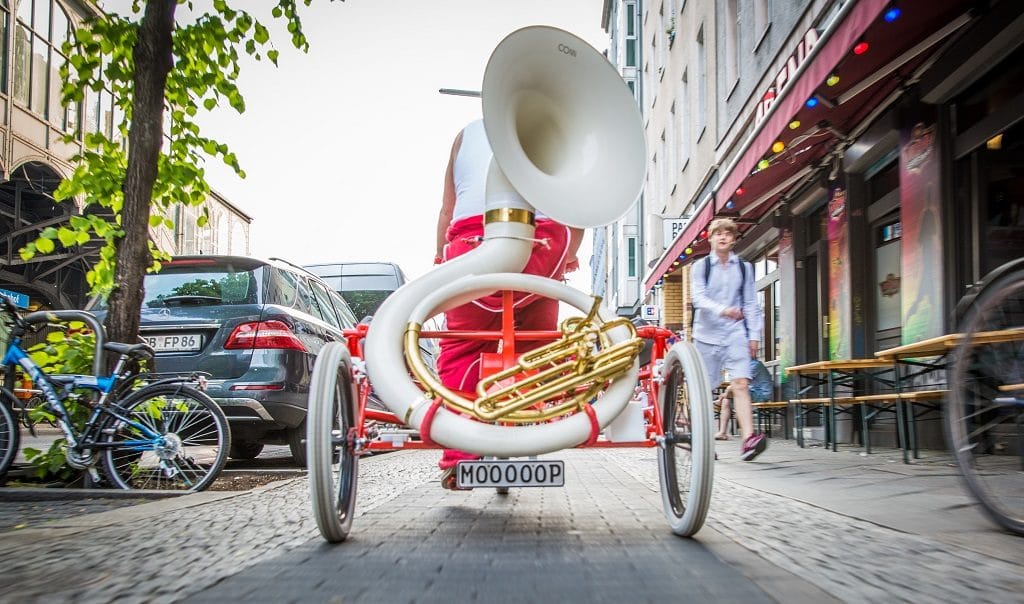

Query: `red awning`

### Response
(644, 0, 972, 293)
(714, 0, 888, 209)
(644, 199, 713, 291)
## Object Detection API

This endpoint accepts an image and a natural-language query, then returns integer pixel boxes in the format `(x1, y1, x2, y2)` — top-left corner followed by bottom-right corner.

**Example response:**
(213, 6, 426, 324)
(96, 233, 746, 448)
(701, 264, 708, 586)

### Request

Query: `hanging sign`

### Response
(663, 218, 688, 247)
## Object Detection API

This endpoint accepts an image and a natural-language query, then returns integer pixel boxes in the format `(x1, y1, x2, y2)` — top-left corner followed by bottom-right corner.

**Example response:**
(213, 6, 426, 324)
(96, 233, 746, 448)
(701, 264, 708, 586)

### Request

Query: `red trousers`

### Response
(437, 216, 569, 393)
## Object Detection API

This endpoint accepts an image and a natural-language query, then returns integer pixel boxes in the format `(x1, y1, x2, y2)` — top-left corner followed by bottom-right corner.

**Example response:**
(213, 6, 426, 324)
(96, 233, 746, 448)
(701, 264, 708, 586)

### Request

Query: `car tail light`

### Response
(224, 320, 307, 351)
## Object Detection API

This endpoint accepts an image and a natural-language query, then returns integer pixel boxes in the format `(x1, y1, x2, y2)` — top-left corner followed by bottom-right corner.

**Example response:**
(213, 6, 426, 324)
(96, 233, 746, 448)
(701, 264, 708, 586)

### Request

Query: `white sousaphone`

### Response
(363, 26, 647, 457)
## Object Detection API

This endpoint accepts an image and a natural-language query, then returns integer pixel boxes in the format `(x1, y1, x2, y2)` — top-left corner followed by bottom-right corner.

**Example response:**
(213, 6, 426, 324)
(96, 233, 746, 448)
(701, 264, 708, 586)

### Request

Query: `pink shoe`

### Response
(740, 433, 767, 461)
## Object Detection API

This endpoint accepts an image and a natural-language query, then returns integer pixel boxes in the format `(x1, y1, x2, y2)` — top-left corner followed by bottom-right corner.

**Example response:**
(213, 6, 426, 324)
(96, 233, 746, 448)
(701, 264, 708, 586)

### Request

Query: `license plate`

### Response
(455, 460, 565, 488)
(143, 333, 203, 352)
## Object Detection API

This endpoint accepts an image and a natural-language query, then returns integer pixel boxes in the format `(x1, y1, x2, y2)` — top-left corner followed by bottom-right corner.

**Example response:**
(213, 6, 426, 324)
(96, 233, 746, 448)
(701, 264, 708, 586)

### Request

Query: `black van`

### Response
(303, 262, 407, 320)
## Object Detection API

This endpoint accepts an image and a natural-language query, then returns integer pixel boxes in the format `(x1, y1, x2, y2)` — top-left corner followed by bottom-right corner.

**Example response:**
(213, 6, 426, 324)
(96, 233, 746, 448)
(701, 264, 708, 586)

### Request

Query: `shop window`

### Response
(981, 120, 1024, 275)
(753, 247, 780, 361)
(954, 42, 1024, 136)
(875, 218, 902, 332)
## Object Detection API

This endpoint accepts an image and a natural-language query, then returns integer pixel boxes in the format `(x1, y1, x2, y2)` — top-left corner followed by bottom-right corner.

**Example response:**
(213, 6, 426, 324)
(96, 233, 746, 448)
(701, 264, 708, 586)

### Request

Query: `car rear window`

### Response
(140, 262, 263, 308)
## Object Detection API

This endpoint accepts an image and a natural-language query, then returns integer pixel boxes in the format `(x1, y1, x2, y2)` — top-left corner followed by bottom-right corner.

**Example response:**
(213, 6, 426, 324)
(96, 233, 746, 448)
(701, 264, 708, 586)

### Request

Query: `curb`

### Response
(0, 487, 188, 502)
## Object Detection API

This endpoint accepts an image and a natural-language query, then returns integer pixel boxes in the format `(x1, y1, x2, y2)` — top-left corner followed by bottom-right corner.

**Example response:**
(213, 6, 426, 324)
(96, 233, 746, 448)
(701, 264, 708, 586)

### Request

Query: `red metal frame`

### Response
(341, 295, 676, 454)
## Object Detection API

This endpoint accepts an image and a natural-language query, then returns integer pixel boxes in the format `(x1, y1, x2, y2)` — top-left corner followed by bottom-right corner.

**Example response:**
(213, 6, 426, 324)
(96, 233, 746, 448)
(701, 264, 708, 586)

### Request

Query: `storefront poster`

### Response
(899, 121, 944, 344)
(827, 186, 851, 359)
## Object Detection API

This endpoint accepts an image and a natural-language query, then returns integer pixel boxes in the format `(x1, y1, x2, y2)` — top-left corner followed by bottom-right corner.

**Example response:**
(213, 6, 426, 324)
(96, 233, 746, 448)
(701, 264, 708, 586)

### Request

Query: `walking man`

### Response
(691, 218, 766, 461)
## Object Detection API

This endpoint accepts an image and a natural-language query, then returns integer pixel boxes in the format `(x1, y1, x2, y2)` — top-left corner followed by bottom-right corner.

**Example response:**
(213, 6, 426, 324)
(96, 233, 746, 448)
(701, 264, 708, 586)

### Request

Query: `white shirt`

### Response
(451, 120, 490, 221)
(690, 252, 763, 345)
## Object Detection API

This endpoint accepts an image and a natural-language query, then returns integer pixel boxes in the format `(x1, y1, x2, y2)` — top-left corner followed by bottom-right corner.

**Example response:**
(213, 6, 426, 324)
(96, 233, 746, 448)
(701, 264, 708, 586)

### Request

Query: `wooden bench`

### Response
(823, 389, 947, 460)
(751, 401, 788, 439)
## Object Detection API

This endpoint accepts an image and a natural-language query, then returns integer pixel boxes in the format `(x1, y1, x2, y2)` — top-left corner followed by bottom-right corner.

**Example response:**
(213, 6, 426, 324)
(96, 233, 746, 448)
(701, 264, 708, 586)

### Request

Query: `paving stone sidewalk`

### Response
(0, 439, 1019, 603)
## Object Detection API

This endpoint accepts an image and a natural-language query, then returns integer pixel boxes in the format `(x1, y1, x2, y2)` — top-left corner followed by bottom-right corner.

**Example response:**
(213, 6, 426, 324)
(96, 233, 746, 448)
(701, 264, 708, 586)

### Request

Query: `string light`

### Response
(758, 159, 770, 170)
(826, 74, 840, 86)
(853, 40, 869, 55)
(883, 6, 901, 22)
(735, 187, 745, 196)
(806, 97, 819, 108)
(685, 247, 693, 255)
(772, 141, 785, 153)
(725, 199, 735, 210)
(789, 120, 801, 129)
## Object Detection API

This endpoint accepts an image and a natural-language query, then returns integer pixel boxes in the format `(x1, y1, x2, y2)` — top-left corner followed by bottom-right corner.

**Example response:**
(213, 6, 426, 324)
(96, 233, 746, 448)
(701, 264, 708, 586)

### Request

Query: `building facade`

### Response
(616, 0, 1024, 447)
(0, 0, 251, 312)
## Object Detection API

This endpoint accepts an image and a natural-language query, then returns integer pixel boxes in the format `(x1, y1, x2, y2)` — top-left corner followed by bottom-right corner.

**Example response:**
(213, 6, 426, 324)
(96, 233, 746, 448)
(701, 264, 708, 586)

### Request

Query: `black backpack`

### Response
(689, 255, 749, 336)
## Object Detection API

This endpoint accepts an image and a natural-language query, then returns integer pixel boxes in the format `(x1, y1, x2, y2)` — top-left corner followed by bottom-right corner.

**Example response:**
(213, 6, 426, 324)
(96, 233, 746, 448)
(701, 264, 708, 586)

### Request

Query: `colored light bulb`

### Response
(806, 97, 819, 108)
(853, 41, 869, 55)
(725, 200, 735, 210)
(827, 74, 840, 87)
(735, 187, 745, 196)
(789, 120, 801, 130)
(758, 159, 770, 170)
(772, 141, 785, 153)
(884, 7, 901, 22)
(685, 247, 693, 255)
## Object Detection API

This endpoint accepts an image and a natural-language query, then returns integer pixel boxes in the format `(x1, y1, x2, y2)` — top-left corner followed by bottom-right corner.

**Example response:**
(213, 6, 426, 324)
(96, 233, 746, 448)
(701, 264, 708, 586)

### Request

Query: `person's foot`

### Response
(715, 432, 730, 441)
(440, 466, 472, 491)
(740, 433, 767, 461)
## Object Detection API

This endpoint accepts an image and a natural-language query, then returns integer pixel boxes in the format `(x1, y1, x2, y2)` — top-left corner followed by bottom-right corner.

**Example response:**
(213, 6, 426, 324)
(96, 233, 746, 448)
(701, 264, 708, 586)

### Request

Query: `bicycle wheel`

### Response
(308, 342, 359, 543)
(0, 391, 19, 478)
(657, 341, 715, 537)
(948, 265, 1024, 535)
(101, 384, 231, 492)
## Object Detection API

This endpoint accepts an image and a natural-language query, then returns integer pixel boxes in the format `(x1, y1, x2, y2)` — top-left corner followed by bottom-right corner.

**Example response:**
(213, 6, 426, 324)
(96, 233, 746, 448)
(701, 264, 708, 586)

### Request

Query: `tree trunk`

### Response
(103, 0, 176, 352)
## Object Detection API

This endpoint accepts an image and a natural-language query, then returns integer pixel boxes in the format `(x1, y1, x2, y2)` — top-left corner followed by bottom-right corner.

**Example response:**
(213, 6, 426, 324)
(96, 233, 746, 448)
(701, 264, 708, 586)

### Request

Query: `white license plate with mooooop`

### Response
(455, 460, 565, 488)
(143, 333, 203, 352)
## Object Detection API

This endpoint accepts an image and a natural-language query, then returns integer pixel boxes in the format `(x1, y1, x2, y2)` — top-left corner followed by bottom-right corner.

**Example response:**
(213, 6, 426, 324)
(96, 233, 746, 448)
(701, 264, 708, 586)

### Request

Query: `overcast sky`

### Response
(118, 0, 609, 294)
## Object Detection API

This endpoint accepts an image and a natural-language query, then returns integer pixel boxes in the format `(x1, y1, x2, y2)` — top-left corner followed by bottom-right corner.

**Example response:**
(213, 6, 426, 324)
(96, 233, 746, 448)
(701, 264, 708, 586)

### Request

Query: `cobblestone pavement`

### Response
(0, 444, 1020, 603)
(596, 447, 1023, 604)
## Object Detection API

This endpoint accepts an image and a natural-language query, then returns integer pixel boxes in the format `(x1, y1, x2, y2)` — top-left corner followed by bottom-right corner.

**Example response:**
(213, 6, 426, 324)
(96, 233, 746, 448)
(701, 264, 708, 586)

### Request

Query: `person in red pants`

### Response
(433, 119, 582, 488)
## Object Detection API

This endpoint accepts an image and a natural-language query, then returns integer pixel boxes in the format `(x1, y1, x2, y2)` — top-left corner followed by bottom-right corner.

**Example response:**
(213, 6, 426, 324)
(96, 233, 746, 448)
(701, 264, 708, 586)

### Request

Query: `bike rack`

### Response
(24, 310, 106, 377)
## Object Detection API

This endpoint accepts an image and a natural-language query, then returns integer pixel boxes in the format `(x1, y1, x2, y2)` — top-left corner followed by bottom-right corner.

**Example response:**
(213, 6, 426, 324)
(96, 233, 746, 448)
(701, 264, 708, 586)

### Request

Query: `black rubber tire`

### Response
(100, 384, 231, 492)
(657, 342, 715, 537)
(948, 265, 1024, 536)
(307, 342, 359, 543)
(288, 422, 309, 467)
(229, 441, 265, 460)
(0, 391, 20, 479)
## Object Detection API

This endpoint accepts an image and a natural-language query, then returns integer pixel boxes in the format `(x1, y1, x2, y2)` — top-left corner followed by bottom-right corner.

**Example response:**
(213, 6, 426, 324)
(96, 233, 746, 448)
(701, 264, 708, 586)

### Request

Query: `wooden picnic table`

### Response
(874, 327, 1024, 359)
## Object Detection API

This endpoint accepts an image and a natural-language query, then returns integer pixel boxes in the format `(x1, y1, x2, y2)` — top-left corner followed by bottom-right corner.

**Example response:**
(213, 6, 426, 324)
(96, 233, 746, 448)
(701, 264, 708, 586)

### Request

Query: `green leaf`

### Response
(57, 228, 78, 247)
(35, 237, 55, 254)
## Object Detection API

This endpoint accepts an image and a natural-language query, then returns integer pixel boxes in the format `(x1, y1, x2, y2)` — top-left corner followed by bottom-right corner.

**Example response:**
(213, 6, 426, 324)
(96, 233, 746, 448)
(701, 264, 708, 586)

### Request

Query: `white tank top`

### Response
(451, 119, 490, 221)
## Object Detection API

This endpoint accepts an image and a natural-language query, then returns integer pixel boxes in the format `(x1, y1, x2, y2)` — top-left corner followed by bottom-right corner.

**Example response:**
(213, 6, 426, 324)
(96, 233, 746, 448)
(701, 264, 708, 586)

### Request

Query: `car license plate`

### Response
(143, 333, 203, 352)
(455, 460, 565, 488)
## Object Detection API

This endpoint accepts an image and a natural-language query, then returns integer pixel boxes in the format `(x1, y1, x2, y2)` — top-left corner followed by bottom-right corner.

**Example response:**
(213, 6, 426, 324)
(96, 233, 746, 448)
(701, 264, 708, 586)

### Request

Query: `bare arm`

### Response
(436, 131, 463, 260)
(564, 227, 585, 272)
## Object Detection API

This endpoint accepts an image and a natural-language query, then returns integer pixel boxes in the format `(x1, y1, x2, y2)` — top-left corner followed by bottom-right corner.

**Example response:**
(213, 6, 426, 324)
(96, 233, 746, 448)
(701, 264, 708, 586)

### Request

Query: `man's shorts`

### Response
(695, 339, 751, 390)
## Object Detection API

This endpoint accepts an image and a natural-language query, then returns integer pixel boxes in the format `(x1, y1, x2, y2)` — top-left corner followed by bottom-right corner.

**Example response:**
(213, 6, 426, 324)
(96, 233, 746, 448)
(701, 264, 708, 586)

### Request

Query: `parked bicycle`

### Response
(0, 295, 230, 491)
(947, 258, 1024, 535)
